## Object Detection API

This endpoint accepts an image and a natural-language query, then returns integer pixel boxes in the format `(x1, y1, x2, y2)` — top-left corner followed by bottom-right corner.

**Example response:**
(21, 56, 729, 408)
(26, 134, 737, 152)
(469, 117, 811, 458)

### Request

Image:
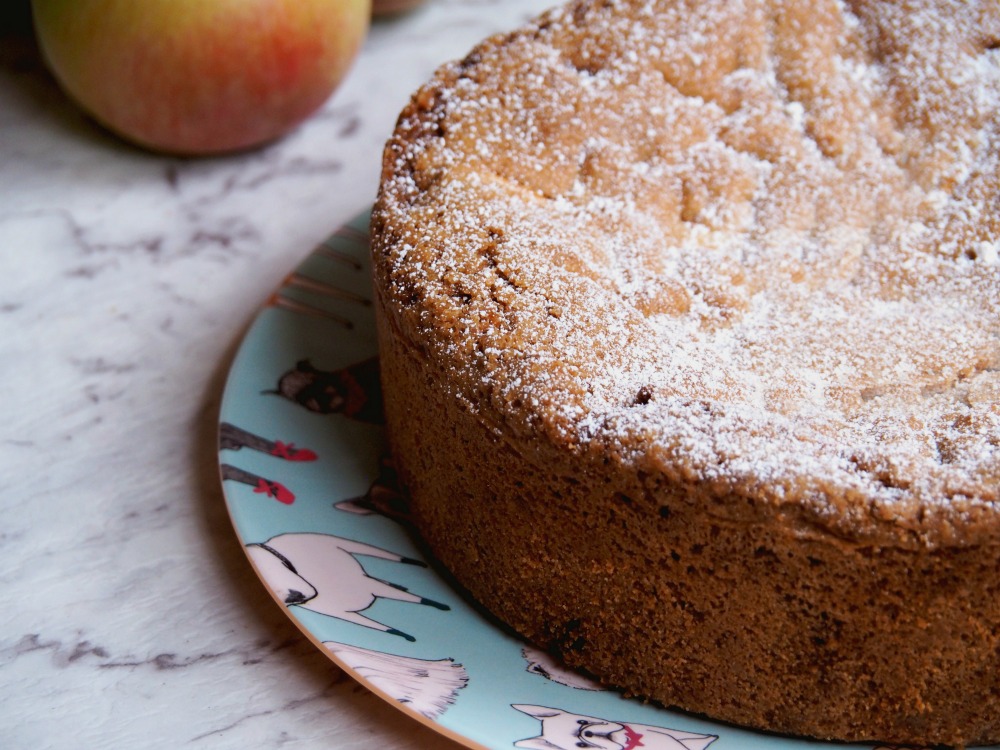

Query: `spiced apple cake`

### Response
(369, 0, 1000, 745)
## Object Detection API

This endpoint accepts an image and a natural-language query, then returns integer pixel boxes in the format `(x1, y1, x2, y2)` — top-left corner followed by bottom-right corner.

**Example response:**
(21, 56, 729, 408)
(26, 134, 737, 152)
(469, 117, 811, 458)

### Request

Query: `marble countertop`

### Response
(0, 2, 550, 746)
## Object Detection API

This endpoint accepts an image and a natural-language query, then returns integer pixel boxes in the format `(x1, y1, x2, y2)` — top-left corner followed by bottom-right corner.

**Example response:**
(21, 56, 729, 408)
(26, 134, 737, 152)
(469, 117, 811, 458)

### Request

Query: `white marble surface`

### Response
(0, 2, 551, 747)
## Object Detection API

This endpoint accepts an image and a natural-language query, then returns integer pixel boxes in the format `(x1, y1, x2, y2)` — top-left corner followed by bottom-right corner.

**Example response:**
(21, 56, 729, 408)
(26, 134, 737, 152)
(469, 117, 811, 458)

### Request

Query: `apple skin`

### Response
(31, 0, 370, 155)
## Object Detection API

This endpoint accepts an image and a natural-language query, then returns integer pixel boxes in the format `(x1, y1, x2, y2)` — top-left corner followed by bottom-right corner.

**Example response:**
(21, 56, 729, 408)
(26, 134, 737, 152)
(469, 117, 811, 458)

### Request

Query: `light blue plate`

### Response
(218, 211, 897, 750)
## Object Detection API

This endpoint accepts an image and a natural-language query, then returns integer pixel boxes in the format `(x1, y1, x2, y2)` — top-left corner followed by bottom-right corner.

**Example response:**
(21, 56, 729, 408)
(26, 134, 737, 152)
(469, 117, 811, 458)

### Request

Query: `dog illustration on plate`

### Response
(513, 704, 718, 750)
(323, 641, 468, 719)
(335, 454, 411, 522)
(522, 646, 604, 691)
(270, 357, 383, 423)
(247, 532, 448, 641)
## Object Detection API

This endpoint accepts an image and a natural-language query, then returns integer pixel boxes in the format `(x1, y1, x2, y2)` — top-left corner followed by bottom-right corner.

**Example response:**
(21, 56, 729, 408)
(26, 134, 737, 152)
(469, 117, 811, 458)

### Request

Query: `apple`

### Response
(31, 0, 371, 155)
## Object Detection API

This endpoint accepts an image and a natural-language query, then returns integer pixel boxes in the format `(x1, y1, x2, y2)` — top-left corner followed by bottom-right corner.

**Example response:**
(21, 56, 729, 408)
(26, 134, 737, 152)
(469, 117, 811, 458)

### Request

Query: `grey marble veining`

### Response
(0, 2, 552, 747)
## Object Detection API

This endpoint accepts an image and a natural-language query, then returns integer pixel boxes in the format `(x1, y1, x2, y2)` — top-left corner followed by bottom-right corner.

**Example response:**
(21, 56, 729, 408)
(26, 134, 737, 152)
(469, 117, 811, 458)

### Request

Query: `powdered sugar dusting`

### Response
(373, 0, 1000, 544)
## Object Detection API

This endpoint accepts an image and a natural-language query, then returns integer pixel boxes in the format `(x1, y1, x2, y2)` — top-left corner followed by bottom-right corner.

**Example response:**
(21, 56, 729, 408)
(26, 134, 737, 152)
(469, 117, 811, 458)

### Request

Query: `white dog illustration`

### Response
(522, 646, 604, 691)
(513, 704, 718, 750)
(247, 532, 448, 641)
(323, 641, 468, 719)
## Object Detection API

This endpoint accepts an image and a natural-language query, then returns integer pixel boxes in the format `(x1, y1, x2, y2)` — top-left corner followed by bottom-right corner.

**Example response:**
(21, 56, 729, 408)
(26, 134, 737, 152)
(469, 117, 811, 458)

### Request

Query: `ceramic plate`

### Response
(219, 211, 899, 750)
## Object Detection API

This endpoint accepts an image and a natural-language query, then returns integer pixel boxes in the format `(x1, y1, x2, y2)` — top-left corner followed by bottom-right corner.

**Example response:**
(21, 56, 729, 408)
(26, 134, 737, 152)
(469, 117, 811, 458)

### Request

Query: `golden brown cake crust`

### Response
(371, 0, 1000, 745)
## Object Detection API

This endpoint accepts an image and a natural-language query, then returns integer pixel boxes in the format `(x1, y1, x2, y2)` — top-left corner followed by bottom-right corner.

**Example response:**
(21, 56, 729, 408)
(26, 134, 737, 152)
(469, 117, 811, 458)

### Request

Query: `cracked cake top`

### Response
(372, 0, 1000, 547)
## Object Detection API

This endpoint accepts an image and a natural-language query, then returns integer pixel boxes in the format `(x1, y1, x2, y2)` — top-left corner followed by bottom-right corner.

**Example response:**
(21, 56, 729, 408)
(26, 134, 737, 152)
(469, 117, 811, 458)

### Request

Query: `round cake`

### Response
(370, 0, 1000, 745)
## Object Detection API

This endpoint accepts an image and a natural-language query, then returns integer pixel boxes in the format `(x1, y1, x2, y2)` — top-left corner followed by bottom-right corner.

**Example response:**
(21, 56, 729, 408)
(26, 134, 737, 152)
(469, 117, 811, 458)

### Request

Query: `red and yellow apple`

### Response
(31, 0, 371, 155)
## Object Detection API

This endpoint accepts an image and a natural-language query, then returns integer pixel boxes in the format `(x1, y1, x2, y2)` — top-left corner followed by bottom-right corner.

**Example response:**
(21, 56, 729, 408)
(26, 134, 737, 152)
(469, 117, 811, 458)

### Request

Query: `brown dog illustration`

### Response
(270, 357, 382, 423)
